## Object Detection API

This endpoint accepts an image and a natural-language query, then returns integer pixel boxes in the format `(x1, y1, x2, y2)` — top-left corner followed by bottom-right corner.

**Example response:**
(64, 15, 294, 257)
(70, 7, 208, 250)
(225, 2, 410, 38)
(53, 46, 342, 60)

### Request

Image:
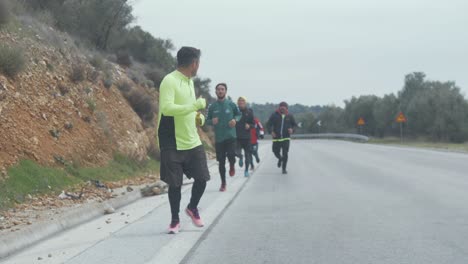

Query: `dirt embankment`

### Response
(0, 29, 155, 176)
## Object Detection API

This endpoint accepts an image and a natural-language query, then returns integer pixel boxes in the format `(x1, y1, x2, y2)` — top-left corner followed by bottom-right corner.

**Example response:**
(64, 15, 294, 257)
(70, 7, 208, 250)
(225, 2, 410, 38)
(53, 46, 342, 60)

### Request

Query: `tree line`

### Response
(252, 72, 468, 143)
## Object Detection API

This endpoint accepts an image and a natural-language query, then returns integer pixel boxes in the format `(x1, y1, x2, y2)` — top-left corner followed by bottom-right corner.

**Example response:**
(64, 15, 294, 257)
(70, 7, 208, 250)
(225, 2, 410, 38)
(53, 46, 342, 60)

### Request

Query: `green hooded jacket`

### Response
(206, 99, 241, 143)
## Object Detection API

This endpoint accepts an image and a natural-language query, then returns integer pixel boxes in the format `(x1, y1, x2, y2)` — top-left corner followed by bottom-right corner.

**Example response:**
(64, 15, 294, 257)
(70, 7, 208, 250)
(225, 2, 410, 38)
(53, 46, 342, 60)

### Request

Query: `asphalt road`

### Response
(3, 140, 468, 264)
(184, 140, 468, 264)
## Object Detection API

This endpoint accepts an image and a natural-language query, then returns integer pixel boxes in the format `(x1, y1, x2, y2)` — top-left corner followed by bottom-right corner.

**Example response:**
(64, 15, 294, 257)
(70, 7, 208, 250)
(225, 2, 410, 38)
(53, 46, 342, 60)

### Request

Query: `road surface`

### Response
(185, 140, 468, 264)
(3, 140, 468, 264)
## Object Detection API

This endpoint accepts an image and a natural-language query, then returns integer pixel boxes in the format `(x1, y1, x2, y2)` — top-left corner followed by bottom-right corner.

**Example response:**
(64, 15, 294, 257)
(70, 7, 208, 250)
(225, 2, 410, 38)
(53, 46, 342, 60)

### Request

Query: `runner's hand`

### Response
(245, 124, 250, 130)
(288, 128, 293, 134)
(196, 112, 204, 126)
(194, 97, 206, 110)
(212, 117, 219, 125)
(228, 119, 236, 128)
(271, 132, 277, 138)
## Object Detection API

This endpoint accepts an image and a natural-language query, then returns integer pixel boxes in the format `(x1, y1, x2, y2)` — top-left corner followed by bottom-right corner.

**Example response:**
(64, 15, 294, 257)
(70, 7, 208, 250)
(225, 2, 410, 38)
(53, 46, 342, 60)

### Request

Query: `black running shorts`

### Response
(160, 145, 211, 187)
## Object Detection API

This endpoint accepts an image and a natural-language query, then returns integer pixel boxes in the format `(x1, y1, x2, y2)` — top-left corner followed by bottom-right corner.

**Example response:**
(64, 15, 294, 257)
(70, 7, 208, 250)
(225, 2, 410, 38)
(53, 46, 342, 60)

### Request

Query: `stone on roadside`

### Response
(152, 187, 161, 196)
(104, 207, 115, 215)
(154, 180, 167, 189)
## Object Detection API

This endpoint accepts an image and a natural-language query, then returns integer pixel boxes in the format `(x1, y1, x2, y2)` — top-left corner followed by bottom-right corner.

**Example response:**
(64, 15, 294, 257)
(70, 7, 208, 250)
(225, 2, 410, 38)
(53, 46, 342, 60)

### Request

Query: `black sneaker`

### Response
(277, 158, 282, 168)
(282, 169, 288, 174)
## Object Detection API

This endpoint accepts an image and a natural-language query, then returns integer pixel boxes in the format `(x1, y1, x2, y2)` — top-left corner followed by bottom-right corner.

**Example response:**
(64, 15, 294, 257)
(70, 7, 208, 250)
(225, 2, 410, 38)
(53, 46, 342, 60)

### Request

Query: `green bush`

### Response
(144, 79, 155, 88)
(116, 50, 132, 67)
(117, 80, 132, 93)
(145, 69, 165, 89)
(0, 44, 26, 77)
(70, 63, 85, 83)
(123, 88, 155, 123)
(86, 98, 96, 112)
(103, 78, 113, 89)
(89, 54, 105, 70)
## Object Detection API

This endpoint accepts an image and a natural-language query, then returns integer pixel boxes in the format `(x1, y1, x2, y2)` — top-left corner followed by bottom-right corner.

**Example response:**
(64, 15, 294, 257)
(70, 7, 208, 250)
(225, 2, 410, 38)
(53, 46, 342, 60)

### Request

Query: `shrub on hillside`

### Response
(89, 55, 105, 70)
(117, 81, 132, 93)
(145, 69, 165, 89)
(0, 45, 26, 78)
(144, 79, 155, 89)
(116, 51, 132, 67)
(0, 0, 10, 25)
(124, 88, 155, 123)
(70, 63, 85, 83)
(103, 78, 113, 89)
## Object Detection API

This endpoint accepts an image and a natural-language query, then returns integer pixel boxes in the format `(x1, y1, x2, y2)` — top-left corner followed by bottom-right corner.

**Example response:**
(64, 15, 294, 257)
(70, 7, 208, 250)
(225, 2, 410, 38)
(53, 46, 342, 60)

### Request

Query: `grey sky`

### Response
(133, 0, 468, 106)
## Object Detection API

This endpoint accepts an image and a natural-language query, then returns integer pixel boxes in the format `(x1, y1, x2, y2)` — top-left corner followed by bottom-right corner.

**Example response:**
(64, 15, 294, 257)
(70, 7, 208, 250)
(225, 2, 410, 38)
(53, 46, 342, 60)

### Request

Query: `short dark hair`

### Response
(215, 83, 228, 90)
(177, 47, 201, 67)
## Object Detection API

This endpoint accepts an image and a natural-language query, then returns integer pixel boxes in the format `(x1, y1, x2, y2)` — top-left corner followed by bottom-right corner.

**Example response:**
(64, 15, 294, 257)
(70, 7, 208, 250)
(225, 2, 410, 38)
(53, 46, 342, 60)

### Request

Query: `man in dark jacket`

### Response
(206, 83, 241, 192)
(266, 101, 297, 174)
(236, 96, 255, 177)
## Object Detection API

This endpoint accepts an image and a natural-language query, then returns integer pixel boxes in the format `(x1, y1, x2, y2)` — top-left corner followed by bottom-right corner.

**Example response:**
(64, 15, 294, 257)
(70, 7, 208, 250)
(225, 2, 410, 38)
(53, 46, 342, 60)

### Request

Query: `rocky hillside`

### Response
(0, 25, 169, 177)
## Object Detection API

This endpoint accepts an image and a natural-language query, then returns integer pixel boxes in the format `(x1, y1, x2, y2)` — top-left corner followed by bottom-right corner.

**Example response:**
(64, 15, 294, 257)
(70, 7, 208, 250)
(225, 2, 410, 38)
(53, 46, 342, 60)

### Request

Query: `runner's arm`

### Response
(159, 79, 205, 116)
(232, 102, 242, 121)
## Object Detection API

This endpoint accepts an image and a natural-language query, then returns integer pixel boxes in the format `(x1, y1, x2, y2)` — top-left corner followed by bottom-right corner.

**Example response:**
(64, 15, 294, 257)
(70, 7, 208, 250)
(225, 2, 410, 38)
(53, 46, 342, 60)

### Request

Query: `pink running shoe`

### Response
(185, 207, 204, 227)
(229, 165, 235, 177)
(168, 220, 180, 234)
(219, 183, 226, 192)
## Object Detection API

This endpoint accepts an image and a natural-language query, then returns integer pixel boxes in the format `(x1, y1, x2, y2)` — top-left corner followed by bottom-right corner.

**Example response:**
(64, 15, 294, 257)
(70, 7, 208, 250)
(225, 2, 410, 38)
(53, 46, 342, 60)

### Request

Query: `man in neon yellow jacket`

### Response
(158, 47, 209, 234)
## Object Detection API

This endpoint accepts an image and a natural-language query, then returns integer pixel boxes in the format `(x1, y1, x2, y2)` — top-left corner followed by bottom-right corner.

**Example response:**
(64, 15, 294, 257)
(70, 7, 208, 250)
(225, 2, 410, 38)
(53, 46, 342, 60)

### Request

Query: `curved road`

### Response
(185, 140, 468, 264)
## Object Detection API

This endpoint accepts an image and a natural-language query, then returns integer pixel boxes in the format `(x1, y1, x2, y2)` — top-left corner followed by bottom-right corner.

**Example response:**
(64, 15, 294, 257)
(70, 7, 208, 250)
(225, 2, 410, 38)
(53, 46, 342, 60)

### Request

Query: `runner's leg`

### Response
(252, 143, 260, 163)
(227, 139, 236, 167)
(216, 141, 227, 184)
(189, 179, 207, 209)
(160, 149, 184, 223)
(168, 186, 182, 221)
(236, 139, 244, 167)
(272, 141, 282, 167)
(227, 139, 236, 177)
(282, 141, 290, 171)
(184, 146, 210, 227)
(242, 139, 252, 172)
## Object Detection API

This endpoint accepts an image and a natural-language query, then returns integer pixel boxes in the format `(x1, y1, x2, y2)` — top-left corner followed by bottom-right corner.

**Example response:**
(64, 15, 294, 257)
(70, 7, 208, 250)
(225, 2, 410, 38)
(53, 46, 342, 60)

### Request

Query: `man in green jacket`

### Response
(158, 47, 209, 234)
(206, 83, 241, 192)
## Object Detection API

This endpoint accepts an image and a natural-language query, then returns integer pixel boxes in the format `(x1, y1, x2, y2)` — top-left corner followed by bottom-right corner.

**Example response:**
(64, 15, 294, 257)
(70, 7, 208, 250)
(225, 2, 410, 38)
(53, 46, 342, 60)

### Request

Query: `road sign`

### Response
(396, 112, 407, 123)
(357, 117, 365, 126)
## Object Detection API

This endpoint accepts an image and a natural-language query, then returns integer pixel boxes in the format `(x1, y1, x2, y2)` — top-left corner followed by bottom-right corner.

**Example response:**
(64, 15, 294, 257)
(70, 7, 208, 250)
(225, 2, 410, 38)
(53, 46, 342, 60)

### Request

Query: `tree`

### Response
(373, 94, 399, 137)
(193, 77, 213, 103)
(317, 106, 347, 133)
(344, 95, 379, 135)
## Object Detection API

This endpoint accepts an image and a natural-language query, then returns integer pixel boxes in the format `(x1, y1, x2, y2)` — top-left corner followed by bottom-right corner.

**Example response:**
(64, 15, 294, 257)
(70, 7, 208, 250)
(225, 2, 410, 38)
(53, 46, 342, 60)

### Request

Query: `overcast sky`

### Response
(133, 0, 468, 106)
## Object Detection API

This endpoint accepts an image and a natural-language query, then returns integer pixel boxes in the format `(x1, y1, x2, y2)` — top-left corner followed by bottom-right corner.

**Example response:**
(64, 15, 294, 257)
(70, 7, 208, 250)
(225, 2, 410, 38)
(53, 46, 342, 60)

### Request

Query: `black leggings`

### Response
(168, 179, 207, 221)
(236, 138, 252, 171)
(215, 139, 236, 184)
(273, 140, 290, 170)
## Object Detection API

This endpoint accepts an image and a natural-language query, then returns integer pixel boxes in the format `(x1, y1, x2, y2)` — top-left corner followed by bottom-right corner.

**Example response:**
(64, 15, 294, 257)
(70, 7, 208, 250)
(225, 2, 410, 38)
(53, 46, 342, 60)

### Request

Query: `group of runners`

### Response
(158, 47, 297, 234)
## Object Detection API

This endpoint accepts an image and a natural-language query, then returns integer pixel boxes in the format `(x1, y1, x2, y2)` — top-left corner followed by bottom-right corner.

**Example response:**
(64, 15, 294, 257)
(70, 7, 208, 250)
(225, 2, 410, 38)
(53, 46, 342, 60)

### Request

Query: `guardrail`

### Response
(291, 133, 369, 142)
